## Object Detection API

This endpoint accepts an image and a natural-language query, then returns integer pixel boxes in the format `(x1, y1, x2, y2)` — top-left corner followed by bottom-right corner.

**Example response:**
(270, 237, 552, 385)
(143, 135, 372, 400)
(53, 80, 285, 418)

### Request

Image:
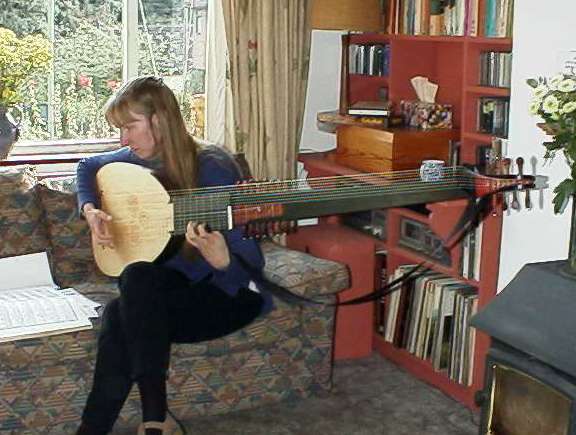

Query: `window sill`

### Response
(2, 138, 120, 163)
(1, 138, 121, 176)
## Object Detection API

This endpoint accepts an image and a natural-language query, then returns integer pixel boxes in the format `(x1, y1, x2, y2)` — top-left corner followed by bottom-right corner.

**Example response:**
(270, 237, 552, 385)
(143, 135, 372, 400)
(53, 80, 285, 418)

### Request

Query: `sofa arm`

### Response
(261, 241, 349, 299)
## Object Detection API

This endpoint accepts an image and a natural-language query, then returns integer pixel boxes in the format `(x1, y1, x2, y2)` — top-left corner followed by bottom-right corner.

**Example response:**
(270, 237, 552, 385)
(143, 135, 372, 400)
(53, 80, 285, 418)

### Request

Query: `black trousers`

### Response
(81, 261, 264, 433)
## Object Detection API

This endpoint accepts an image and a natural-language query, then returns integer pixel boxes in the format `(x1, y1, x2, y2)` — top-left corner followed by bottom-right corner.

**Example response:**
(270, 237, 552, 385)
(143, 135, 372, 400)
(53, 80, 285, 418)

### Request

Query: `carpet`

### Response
(179, 353, 480, 435)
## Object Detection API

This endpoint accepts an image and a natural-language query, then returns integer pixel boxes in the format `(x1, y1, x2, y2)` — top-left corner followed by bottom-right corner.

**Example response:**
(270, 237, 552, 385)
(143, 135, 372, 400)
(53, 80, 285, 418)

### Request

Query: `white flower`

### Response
(561, 101, 576, 114)
(549, 74, 565, 90)
(558, 79, 576, 93)
(551, 112, 560, 121)
(543, 94, 560, 114)
(534, 85, 549, 98)
(529, 99, 541, 114)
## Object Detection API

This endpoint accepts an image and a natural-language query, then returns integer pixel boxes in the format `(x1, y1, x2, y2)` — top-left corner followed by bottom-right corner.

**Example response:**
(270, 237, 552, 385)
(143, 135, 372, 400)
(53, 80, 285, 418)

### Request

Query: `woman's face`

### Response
(120, 111, 158, 159)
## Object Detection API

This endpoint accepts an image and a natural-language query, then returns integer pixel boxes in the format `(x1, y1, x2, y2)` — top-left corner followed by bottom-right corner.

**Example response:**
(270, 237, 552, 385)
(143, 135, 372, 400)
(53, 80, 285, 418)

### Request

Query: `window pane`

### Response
(1, 0, 51, 141)
(138, 0, 207, 137)
(1, 0, 206, 144)
(1, 0, 122, 142)
(52, 0, 122, 140)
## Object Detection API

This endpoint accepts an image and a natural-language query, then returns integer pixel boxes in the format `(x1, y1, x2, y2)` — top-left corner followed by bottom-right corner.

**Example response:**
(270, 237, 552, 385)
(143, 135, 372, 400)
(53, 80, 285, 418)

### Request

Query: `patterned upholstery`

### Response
(38, 178, 112, 288)
(0, 165, 349, 434)
(0, 166, 48, 258)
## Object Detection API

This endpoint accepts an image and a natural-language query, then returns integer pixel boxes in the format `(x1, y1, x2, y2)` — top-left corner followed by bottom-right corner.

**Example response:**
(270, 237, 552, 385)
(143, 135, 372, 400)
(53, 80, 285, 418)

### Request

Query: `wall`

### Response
(298, 30, 342, 152)
(498, 1, 575, 289)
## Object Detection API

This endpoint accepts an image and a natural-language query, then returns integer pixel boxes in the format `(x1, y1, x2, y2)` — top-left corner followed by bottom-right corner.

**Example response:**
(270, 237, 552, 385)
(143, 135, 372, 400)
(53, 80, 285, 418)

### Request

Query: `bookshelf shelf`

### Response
(295, 0, 514, 411)
(388, 245, 480, 286)
(465, 85, 510, 96)
(465, 36, 512, 46)
(389, 245, 457, 274)
(390, 34, 465, 43)
(349, 74, 388, 82)
(373, 335, 476, 409)
(462, 131, 495, 142)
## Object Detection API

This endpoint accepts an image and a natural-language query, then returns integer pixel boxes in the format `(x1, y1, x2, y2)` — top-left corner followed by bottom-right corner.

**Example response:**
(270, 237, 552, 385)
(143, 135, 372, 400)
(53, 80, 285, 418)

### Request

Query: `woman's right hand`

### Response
(83, 203, 114, 248)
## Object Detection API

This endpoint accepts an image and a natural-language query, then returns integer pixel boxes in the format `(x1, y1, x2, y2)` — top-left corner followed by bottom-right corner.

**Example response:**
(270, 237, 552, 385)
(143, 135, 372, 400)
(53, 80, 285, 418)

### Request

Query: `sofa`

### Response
(0, 164, 349, 434)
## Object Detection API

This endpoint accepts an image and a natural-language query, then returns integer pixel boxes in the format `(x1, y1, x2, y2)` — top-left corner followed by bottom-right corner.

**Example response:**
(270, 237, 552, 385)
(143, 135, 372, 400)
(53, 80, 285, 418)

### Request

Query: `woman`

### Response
(75, 76, 272, 435)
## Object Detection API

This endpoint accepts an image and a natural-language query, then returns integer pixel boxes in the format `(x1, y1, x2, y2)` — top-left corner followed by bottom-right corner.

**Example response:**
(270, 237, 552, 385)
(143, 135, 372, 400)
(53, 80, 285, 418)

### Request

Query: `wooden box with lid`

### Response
(335, 124, 457, 172)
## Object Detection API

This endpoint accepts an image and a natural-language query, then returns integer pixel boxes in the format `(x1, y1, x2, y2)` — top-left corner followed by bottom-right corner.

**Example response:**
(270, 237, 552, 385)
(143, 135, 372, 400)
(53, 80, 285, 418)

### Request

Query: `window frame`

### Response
(9, 0, 138, 163)
(8, 0, 207, 168)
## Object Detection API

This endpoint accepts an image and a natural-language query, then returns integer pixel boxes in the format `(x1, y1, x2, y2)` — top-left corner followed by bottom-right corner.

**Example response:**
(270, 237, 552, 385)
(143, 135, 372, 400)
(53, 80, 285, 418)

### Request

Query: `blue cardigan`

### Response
(76, 146, 273, 314)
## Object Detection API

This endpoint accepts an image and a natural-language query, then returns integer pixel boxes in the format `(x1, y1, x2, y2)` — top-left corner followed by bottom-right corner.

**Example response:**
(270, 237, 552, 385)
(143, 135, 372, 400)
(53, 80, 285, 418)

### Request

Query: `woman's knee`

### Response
(98, 298, 125, 347)
(119, 261, 158, 298)
(120, 261, 156, 283)
(101, 298, 121, 330)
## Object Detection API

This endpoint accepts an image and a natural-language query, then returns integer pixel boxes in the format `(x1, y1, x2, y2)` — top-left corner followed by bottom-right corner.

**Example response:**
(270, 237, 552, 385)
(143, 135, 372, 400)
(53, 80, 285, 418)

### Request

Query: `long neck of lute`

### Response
(168, 167, 515, 234)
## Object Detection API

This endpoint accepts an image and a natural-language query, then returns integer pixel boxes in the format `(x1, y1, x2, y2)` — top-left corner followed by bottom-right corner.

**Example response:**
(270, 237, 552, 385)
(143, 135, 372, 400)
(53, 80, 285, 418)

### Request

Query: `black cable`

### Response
(167, 406, 187, 435)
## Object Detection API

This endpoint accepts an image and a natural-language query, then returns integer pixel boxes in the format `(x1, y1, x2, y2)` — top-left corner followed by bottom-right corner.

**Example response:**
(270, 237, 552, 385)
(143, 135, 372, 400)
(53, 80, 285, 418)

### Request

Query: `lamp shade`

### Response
(310, 0, 383, 32)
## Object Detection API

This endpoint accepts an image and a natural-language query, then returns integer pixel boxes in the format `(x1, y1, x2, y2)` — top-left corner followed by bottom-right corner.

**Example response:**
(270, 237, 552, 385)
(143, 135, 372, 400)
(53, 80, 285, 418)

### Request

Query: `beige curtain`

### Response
(221, 0, 312, 179)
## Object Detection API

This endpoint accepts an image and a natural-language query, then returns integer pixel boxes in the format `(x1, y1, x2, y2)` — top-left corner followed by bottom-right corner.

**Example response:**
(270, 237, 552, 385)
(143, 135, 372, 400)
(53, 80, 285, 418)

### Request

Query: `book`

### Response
(0, 252, 101, 342)
(348, 100, 391, 116)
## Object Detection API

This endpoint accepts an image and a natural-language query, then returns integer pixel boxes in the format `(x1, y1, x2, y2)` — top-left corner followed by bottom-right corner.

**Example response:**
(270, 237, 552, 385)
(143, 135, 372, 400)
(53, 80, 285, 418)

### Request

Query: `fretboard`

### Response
(169, 167, 475, 234)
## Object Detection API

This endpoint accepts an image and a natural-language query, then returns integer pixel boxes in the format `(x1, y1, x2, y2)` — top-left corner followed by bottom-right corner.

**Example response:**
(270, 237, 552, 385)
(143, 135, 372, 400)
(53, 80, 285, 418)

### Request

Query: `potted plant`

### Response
(0, 27, 52, 159)
(528, 72, 576, 273)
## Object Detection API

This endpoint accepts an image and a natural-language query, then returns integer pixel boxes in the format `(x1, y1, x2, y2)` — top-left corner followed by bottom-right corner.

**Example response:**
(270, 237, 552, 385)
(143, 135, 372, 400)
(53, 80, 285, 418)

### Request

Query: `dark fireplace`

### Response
(471, 261, 576, 435)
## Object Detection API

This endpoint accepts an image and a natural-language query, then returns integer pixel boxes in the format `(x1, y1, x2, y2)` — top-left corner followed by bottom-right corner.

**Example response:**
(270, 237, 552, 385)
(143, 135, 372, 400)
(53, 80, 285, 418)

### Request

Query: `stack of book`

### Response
(461, 222, 483, 281)
(383, 0, 514, 38)
(382, 265, 479, 386)
(479, 51, 513, 88)
(349, 44, 390, 76)
(478, 97, 510, 137)
(346, 100, 392, 126)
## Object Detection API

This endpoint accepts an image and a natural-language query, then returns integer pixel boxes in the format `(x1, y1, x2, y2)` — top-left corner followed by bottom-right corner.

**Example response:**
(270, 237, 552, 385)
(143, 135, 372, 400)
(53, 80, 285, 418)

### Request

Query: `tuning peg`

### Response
(504, 158, 520, 210)
(499, 158, 511, 212)
(515, 157, 532, 209)
(516, 157, 524, 176)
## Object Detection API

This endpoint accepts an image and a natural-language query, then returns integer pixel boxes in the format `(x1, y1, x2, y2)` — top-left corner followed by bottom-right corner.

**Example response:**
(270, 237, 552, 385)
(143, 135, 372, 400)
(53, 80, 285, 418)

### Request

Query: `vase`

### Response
(564, 196, 576, 278)
(0, 107, 20, 160)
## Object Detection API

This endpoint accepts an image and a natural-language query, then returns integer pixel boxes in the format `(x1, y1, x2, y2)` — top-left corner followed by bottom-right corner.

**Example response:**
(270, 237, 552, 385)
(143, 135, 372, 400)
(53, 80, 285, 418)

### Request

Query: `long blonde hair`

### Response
(104, 76, 198, 189)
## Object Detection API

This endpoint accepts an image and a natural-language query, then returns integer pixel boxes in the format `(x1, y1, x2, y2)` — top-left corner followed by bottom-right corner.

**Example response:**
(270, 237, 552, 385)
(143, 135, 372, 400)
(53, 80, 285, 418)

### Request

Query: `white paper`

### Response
(0, 252, 56, 291)
(57, 287, 102, 318)
(0, 252, 101, 342)
(0, 286, 92, 342)
(296, 161, 319, 227)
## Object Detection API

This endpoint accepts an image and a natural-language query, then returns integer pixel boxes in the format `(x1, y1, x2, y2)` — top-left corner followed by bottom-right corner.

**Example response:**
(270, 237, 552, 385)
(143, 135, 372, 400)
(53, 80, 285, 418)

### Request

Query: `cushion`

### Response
(0, 166, 49, 258)
(261, 241, 349, 297)
(38, 177, 112, 288)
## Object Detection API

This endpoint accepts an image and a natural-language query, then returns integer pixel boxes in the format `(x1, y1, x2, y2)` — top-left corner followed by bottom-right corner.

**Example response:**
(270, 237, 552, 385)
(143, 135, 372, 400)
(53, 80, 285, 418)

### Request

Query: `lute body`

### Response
(93, 162, 540, 276)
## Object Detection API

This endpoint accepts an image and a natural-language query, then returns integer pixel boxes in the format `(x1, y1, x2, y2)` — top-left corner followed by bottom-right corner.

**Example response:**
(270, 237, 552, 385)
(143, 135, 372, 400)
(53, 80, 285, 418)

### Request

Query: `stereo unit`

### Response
(342, 210, 387, 241)
(399, 217, 451, 266)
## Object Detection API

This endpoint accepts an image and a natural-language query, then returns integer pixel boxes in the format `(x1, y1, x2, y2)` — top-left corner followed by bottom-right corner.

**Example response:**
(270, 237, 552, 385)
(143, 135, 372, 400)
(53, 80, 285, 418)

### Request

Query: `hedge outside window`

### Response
(0, 0, 207, 147)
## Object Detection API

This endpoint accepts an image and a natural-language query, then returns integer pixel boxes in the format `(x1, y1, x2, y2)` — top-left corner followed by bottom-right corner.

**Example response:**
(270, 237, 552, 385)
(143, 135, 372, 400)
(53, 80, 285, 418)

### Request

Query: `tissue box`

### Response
(400, 100, 452, 130)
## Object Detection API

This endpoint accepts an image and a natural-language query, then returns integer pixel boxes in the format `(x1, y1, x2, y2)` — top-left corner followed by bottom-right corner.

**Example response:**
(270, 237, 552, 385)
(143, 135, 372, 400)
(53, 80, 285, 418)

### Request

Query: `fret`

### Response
(166, 167, 535, 229)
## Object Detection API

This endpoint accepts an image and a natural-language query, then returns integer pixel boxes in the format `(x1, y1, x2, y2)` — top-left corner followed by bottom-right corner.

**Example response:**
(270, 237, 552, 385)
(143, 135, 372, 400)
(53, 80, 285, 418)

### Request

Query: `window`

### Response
(0, 0, 207, 148)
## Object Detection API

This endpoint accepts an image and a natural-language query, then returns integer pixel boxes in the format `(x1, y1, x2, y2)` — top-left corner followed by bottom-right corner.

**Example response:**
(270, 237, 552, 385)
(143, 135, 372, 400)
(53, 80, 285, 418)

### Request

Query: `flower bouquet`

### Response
(527, 73, 576, 213)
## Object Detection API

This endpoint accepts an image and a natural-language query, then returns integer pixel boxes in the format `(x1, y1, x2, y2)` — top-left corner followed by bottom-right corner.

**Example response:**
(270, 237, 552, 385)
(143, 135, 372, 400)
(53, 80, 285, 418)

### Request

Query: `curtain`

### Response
(205, 0, 235, 147)
(220, 0, 312, 179)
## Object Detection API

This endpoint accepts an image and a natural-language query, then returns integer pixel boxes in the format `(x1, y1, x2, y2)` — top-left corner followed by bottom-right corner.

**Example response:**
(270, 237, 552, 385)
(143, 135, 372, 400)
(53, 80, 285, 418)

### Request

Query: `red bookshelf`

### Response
(292, 0, 513, 411)
(373, 338, 476, 408)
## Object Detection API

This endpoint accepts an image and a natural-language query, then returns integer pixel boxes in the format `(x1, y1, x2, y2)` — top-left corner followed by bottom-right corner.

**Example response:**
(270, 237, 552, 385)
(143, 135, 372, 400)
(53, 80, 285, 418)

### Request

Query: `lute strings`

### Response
(99, 167, 519, 233)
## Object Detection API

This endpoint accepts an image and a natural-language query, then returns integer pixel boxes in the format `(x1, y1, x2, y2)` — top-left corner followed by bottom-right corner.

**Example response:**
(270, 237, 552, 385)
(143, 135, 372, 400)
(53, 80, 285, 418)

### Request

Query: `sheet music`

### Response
(0, 251, 56, 290)
(0, 252, 101, 342)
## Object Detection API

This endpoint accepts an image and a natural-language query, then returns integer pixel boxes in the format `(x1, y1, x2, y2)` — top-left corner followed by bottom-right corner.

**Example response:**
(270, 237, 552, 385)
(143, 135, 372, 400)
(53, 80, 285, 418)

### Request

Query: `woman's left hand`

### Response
(185, 222, 231, 270)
